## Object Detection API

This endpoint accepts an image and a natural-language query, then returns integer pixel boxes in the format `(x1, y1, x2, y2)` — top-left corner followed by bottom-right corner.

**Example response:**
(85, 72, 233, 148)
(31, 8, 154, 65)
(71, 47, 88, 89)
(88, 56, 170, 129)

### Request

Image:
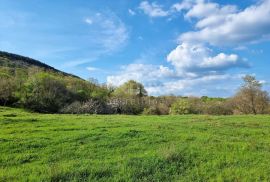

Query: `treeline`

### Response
(0, 65, 269, 115)
(168, 76, 270, 115)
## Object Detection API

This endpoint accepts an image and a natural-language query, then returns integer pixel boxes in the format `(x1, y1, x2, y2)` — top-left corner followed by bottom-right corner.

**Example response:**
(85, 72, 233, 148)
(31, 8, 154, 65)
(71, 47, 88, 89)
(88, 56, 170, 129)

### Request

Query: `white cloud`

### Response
(167, 43, 249, 76)
(185, 1, 237, 19)
(139, 0, 270, 47)
(85, 18, 93, 25)
(148, 74, 242, 96)
(106, 42, 249, 96)
(107, 63, 244, 96)
(128, 9, 136, 16)
(107, 64, 175, 87)
(87, 66, 100, 71)
(139, 1, 169, 17)
(171, 0, 193, 12)
(200, 53, 245, 69)
(179, 0, 270, 46)
(139, 0, 270, 46)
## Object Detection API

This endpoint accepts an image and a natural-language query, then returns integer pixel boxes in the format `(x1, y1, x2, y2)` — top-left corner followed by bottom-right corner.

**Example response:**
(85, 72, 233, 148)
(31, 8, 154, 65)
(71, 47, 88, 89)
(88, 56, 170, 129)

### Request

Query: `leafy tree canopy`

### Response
(113, 80, 147, 97)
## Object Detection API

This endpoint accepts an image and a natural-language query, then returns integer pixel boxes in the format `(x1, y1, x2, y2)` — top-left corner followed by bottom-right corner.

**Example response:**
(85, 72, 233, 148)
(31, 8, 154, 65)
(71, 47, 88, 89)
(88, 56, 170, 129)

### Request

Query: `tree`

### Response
(109, 80, 147, 114)
(113, 80, 147, 97)
(232, 75, 270, 114)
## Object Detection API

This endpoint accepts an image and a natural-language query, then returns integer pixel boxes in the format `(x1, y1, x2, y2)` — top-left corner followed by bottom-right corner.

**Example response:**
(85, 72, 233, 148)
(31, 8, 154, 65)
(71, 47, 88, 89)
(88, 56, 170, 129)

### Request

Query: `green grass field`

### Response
(1, 106, 270, 181)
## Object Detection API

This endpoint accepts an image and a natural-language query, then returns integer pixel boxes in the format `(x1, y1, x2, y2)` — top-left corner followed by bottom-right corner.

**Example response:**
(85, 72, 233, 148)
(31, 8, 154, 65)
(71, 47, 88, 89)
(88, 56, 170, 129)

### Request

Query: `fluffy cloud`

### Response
(184, 1, 237, 19)
(107, 64, 175, 87)
(179, 0, 270, 46)
(138, 0, 270, 45)
(167, 43, 249, 76)
(171, 0, 193, 12)
(139, 1, 169, 17)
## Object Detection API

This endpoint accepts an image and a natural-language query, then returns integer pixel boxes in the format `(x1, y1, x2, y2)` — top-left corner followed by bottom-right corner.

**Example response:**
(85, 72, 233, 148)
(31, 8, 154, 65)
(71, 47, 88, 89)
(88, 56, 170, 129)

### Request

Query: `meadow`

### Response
(1, 106, 270, 181)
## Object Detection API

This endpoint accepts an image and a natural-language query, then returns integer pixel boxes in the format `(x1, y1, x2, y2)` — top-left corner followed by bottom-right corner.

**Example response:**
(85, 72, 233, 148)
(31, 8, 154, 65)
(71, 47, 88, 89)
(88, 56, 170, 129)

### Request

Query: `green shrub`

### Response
(203, 101, 233, 115)
(22, 73, 73, 113)
(0, 76, 17, 105)
(170, 99, 191, 115)
(143, 103, 169, 115)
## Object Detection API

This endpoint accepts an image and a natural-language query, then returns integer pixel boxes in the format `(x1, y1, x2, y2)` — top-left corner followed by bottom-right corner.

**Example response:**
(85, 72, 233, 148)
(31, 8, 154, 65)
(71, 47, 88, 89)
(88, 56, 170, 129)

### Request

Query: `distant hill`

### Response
(0, 51, 80, 78)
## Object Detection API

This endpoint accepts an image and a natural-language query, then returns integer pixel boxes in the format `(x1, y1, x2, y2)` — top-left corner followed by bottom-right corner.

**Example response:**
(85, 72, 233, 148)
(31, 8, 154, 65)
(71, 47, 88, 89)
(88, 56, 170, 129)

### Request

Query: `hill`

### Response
(0, 51, 109, 112)
(0, 51, 79, 78)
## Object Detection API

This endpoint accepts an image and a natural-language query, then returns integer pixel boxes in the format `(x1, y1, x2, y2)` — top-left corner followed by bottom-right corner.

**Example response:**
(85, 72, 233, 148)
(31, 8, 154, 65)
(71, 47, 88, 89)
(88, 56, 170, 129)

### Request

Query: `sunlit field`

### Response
(1, 106, 270, 181)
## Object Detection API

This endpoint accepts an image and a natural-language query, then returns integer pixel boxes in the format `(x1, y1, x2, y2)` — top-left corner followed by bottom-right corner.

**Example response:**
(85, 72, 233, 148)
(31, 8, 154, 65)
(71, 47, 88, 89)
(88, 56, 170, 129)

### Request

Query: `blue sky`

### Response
(0, 0, 270, 97)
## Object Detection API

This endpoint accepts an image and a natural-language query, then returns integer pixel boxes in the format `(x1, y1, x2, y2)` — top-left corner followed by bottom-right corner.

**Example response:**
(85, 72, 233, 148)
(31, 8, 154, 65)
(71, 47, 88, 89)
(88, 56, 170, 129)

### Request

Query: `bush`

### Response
(169, 97, 233, 115)
(203, 101, 233, 115)
(107, 97, 145, 115)
(188, 97, 204, 114)
(22, 73, 73, 113)
(60, 101, 82, 114)
(61, 99, 109, 114)
(143, 103, 169, 115)
(170, 99, 191, 115)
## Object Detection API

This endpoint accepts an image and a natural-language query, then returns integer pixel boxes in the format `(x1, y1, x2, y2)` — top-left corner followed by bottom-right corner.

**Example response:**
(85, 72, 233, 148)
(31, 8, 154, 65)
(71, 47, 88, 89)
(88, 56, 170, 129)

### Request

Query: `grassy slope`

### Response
(0, 51, 80, 78)
(0, 107, 270, 181)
